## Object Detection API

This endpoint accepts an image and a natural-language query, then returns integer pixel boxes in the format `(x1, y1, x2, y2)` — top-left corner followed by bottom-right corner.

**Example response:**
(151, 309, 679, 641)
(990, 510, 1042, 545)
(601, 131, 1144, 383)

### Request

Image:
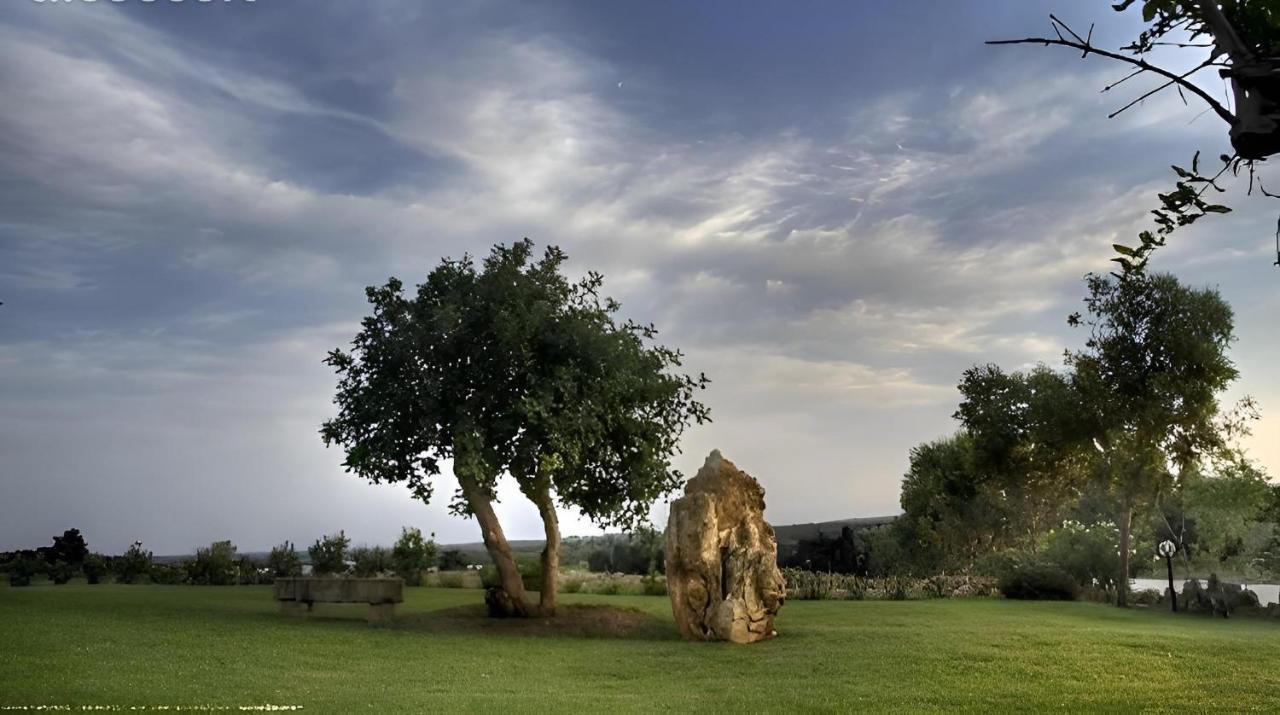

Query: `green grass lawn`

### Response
(1, 585, 1277, 712)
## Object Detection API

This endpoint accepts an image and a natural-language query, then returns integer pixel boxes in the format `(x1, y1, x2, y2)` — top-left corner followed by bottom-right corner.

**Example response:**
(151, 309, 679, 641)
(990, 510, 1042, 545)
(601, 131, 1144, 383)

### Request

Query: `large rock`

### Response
(665, 450, 785, 643)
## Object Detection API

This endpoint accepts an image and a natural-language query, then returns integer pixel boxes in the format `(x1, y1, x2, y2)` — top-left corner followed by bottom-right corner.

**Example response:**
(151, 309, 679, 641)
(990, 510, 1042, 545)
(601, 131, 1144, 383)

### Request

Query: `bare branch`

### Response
(1107, 61, 1216, 119)
(988, 16, 1236, 126)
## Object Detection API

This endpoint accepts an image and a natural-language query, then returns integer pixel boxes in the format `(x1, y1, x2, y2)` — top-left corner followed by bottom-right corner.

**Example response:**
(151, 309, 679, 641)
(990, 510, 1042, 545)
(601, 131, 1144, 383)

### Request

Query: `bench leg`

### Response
(280, 600, 312, 617)
(367, 602, 396, 623)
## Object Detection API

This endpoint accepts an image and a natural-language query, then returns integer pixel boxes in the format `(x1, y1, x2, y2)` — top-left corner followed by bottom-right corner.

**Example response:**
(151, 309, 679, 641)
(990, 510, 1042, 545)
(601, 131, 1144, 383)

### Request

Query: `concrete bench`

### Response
(274, 577, 404, 622)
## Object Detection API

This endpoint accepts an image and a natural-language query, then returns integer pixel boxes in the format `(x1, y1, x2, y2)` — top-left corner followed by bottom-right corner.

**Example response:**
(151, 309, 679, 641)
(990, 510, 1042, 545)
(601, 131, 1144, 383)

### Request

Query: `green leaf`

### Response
(1113, 244, 1138, 257)
(1202, 204, 1232, 213)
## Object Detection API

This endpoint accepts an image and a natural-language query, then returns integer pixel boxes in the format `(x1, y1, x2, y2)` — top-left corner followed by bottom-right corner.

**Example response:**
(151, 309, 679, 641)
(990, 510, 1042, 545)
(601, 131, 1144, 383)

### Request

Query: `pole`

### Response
(1166, 555, 1178, 613)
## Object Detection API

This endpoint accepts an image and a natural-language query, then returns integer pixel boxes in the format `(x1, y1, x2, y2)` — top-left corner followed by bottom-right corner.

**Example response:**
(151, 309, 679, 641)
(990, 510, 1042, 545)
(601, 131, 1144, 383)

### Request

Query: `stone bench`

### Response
(273, 577, 403, 622)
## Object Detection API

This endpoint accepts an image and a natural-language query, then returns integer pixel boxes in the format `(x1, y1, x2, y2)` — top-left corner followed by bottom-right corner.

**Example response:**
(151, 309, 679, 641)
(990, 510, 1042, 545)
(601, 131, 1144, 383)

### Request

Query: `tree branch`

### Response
(988, 15, 1236, 126)
(1107, 61, 1217, 119)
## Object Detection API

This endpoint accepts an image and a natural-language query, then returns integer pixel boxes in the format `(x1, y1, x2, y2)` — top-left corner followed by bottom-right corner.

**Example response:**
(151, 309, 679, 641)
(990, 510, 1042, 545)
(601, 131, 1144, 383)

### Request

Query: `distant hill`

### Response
(771, 516, 897, 546)
(437, 516, 900, 563)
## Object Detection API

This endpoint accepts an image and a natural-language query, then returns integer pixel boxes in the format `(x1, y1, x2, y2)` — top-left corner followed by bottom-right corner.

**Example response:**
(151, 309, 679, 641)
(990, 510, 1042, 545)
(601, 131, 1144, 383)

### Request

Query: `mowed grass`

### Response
(2, 585, 1278, 712)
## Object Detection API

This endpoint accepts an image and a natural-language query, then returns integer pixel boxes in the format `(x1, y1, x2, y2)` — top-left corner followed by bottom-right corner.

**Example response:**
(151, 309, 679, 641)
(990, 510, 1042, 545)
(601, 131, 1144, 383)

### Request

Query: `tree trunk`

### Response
(1195, 0, 1280, 160)
(1117, 505, 1133, 608)
(458, 476, 530, 617)
(532, 483, 561, 616)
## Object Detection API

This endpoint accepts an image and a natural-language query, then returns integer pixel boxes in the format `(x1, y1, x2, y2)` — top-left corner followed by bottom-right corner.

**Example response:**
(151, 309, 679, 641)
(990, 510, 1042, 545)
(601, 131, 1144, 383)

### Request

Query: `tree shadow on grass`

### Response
(389, 603, 680, 641)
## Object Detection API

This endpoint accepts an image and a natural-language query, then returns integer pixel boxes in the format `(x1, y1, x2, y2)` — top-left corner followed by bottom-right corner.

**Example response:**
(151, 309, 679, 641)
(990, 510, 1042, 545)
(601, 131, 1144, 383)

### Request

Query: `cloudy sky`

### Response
(2, 0, 1277, 555)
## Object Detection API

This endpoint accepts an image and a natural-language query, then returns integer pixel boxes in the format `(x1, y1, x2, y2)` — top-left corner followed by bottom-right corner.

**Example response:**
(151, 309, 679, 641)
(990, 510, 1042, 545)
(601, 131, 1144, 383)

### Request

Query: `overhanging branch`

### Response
(988, 15, 1236, 126)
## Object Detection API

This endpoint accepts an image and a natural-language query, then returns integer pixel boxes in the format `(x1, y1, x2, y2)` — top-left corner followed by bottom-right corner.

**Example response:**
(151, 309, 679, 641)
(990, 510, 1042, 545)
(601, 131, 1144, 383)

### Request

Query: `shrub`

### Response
(149, 563, 184, 585)
(560, 578, 583, 594)
(83, 553, 108, 585)
(783, 569, 838, 600)
(594, 578, 621, 596)
(237, 557, 269, 585)
(435, 571, 473, 589)
(350, 546, 393, 577)
(184, 540, 238, 585)
(437, 549, 469, 571)
(114, 542, 153, 584)
(518, 558, 543, 593)
(642, 572, 667, 596)
(48, 560, 77, 585)
(6, 555, 39, 587)
(1043, 520, 1121, 590)
(308, 531, 350, 576)
(1131, 588, 1164, 606)
(997, 556, 1078, 600)
(392, 528, 436, 586)
(478, 564, 499, 589)
(267, 541, 302, 577)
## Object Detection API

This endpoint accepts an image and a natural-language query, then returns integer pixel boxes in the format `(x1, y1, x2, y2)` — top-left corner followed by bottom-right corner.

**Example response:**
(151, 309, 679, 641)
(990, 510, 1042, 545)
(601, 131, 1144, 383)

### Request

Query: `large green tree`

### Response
(322, 240, 707, 616)
(899, 433, 1008, 572)
(954, 363, 1091, 540)
(1068, 271, 1238, 606)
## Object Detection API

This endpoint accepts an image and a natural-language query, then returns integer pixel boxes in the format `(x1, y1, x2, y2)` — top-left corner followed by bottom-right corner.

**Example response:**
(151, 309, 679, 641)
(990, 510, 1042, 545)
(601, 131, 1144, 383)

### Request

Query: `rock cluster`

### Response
(665, 450, 785, 643)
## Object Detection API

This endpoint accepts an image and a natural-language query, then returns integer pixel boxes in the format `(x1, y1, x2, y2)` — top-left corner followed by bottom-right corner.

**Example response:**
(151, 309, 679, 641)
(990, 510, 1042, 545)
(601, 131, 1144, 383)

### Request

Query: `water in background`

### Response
(1131, 577, 1279, 606)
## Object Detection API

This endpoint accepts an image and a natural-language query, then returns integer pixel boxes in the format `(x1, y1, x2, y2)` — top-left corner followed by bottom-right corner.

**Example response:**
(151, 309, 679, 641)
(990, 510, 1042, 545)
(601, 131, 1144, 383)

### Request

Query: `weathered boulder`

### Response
(665, 450, 785, 643)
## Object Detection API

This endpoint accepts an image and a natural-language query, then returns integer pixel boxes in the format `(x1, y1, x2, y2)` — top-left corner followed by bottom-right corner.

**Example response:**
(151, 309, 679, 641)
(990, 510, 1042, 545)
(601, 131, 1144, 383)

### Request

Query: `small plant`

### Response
(83, 553, 108, 585)
(642, 571, 667, 596)
(308, 531, 350, 576)
(997, 555, 1077, 601)
(267, 541, 302, 577)
(594, 578, 621, 596)
(149, 563, 185, 585)
(517, 557, 543, 593)
(114, 542, 153, 584)
(560, 578, 583, 594)
(350, 545, 393, 577)
(392, 527, 436, 586)
(184, 540, 238, 585)
(48, 560, 77, 585)
(436, 571, 471, 589)
(6, 555, 39, 587)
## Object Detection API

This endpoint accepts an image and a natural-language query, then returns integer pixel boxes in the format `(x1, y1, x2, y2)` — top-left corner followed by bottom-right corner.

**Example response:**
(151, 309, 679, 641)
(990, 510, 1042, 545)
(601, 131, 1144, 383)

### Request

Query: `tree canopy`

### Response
(322, 240, 708, 615)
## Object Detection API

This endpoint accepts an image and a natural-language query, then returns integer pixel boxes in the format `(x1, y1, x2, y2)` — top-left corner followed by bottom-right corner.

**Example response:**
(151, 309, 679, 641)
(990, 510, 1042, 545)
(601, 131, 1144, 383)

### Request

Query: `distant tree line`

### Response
(0, 527, 438, 587)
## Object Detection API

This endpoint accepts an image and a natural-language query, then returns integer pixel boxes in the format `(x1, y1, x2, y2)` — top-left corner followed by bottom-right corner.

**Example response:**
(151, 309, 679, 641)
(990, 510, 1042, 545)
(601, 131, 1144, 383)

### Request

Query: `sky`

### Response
(2, 0, 1278, 556)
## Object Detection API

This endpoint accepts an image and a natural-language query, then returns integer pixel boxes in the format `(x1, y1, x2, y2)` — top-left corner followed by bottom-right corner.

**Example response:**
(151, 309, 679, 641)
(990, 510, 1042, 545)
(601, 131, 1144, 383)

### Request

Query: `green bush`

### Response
(1131, 588, 1164, 605)
(436, 571, 474, 588)
(114, 542, 153, 584)
(1043, 520, 1121, 590)
(6, 555, 39, 587)
(184, 541, 238, 585)
(267, 541, 302, 577)
(149, 563, 185, 585)
(237, 557, 269, 585)
(594, 578, 621, 596)
(83, 554, 108, 585)
(48, 560, 77, 585)
(350, 546, 392, 577)
(560, 578, 583, 594)
(392, 528, 436, 586)
(997, 556, 1078, 600)
(518, 558, 543, 593)
(642, 572, 667, 596)
(782, 569, 838, 600)
(308, 531, 350, 576)
(478, 564, 499, 589)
